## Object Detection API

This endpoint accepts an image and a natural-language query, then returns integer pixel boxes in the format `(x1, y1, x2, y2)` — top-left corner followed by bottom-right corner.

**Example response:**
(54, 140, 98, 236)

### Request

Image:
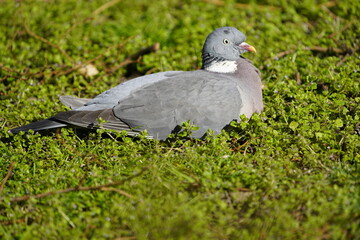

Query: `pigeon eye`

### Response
(223, 39, 230, 44)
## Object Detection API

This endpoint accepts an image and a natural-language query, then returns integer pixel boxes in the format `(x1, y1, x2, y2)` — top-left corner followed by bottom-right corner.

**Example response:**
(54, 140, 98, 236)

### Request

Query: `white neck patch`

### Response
(205, 60, 237, 73)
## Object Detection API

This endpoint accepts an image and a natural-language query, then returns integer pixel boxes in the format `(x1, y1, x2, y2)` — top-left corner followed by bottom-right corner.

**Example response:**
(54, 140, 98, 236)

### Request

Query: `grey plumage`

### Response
(59, 96, 92, 109)
(9, 27, 263, 140)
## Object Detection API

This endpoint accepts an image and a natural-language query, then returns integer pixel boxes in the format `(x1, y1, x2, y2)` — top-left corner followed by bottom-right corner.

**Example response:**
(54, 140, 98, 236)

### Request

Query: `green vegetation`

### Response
(0, 0, 359, 239)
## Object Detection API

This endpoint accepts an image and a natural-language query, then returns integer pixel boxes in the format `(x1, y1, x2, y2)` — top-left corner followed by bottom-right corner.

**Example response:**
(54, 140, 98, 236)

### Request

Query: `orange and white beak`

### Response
(239, 42, 256, 53)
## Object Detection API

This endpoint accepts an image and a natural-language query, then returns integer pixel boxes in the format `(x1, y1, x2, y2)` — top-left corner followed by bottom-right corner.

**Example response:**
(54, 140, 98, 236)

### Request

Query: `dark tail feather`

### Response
(9, 118, 68, 134)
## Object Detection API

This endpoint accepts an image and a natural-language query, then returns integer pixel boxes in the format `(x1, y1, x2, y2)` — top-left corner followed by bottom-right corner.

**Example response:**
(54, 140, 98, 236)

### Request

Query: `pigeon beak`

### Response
(239, 42, 256, 53)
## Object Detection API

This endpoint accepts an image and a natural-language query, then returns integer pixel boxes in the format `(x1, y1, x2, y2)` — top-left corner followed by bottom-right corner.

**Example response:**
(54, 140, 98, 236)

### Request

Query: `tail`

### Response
(9, 118, 68, 134)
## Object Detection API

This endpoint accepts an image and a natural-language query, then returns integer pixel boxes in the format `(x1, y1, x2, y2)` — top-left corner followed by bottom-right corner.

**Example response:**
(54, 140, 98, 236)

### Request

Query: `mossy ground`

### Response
(0, 0, 359, 239)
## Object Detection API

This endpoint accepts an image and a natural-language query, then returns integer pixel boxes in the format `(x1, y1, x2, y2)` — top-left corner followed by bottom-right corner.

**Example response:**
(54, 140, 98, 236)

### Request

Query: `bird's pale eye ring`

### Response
(223, 39, 230, 44)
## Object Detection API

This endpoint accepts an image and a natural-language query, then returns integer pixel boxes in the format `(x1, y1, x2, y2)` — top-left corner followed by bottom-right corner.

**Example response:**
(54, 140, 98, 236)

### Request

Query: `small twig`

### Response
(271, 49, 296, 60)
(0, 63, 20, 74)
(320, 1, 337, 8)
(145, 67, 159, 75)
(92, 0, 123, 15)
(0, 218, 26, 225)
(100, 187, 134, 199)
(58, 208, 76, 228)
(127, 42, 160, 61)
(0, 162, 15, 194)
(7, 29, 20, 50)
(320, 4, 339, 19)
(231, 140, 250, 152)
(304, 46, 343, 54)
(236, 187, 251, 192)
(7, 167, 148, 202)
(23, 22, 74, 63)
(103, 58, 138, 75)
(0, 76, 7, 82)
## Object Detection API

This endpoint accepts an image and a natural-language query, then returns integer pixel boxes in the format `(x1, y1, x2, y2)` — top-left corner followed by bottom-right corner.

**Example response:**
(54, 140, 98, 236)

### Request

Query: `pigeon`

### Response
(9, 27, 263, 140)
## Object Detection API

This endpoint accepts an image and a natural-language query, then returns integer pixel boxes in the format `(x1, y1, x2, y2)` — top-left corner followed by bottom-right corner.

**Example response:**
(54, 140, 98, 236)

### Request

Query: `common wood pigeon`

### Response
(9, 27, 263, 140)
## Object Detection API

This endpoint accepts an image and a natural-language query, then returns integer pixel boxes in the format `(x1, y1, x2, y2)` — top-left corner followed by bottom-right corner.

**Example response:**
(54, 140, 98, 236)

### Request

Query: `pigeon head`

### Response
(201, 27, 256, 72)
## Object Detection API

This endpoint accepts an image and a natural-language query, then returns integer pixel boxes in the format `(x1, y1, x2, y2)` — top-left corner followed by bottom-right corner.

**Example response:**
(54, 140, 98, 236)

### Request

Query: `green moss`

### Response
(0, 0, 359, 239)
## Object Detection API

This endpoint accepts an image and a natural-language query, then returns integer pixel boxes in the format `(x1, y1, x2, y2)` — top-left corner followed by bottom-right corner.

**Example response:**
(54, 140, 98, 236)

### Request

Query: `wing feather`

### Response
(53, 109, 137, 134)
(114, 70, 243, 139)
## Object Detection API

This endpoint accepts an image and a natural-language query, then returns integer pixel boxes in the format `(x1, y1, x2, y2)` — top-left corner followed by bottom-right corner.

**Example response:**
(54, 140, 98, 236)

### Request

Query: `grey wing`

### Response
(52, 109, 143, 136)
(76, 71, 183, 111)
(10, 108, 143, 136)
(9, 119, 68, 134)
(114, 71, 243, 140)
(59, 95, 92, 109)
